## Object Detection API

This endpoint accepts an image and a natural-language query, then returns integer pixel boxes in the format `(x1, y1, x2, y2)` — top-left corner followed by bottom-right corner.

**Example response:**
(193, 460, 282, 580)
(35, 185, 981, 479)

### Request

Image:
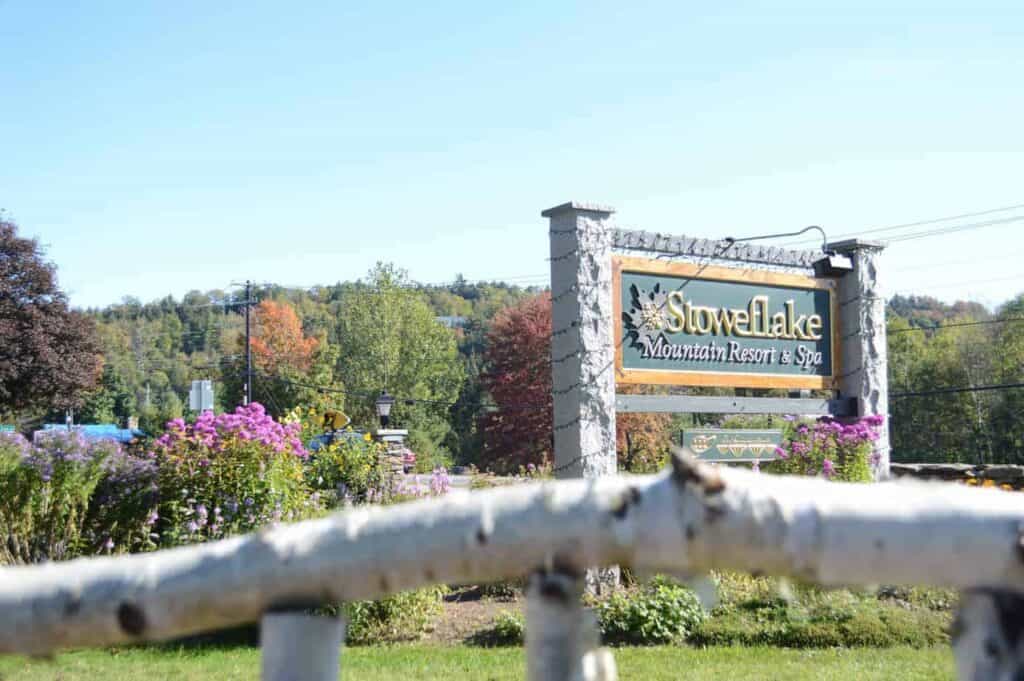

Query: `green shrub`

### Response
(468, 610, 525, 647)
(595, 575, 706, 645)
(478, 579, 526, 601)
(344, 586, 446, 645)
(302, 431, 391, 507)
(0, 431, 112, 563)
(693, 571, 952, 648)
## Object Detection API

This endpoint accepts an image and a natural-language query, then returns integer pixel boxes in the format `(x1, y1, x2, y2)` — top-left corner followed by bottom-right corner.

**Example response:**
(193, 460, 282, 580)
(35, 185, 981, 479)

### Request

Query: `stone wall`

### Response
(891, 463, 1024, 490)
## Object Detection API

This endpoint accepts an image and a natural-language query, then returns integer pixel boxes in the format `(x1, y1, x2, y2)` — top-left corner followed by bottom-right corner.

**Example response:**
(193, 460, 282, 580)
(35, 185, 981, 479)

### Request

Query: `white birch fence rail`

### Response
(2, 454, 1023, 680)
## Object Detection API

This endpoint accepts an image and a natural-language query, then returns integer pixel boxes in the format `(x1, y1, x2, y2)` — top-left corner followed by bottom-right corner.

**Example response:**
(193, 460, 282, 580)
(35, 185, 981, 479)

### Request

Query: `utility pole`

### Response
(244, 280, 253, 406)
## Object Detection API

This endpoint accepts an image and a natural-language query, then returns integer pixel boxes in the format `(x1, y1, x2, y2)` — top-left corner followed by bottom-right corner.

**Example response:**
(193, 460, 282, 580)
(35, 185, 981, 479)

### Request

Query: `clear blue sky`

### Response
(2, 1, 1022, 310)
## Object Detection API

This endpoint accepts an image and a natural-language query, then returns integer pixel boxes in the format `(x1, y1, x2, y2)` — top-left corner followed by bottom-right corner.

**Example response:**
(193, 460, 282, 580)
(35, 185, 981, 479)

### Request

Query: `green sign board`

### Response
(614, 257, 838, 390)
(681, 428, 782, 462)
(0, 425, 14, 433)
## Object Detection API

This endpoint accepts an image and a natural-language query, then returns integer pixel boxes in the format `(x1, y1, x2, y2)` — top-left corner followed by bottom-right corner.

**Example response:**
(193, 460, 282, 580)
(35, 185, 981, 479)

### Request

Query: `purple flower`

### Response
(186, 520, 199, 533)
(822, 459, 835, 479)
(430, 467, 451, 496)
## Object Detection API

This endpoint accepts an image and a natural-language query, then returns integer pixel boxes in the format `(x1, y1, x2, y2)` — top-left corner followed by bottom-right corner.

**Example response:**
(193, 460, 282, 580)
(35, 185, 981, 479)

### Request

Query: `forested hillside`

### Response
(887, 294, 1024, 464)
(81, 265, 538, 467)
(73, 275, 1024, 468)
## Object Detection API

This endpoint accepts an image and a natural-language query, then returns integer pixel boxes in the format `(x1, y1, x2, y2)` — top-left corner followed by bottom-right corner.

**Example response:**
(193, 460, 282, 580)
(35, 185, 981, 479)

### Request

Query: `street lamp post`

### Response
(375, 390, 395, 429)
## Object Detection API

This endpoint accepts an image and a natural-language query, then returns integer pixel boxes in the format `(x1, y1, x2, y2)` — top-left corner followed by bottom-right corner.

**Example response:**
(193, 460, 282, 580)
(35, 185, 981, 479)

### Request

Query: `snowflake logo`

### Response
(640, 301, 667, 330)
(623, 283, 670, 348)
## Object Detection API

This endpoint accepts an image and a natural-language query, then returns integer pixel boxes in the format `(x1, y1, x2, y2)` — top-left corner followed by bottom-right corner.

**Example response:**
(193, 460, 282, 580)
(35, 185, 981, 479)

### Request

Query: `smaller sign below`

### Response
(680, 428, 782, 462)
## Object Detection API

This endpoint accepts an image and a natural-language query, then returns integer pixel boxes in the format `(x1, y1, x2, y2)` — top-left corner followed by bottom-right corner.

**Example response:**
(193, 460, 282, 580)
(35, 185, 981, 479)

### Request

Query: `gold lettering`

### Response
(656, 290, 825, 342)
(695, 308, 715, 334)
(806, 315, 823, 340)
(784, 300, 797, 339)
(732, 310, 751, 336)
(665, 291, 685, 332)
(751, 296, 770, 337)
(770, 312, 787, 338)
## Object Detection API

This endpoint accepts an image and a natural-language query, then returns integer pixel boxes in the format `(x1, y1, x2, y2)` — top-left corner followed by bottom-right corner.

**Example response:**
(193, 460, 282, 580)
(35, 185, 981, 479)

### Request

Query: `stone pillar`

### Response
(545, 201, 617, 479)
(545, 201, 618, 593)
(830, 239, 890, 480)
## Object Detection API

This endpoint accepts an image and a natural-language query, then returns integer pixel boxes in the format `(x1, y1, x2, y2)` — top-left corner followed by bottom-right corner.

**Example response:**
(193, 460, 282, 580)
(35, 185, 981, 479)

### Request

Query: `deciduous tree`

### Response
(251, 300, 318, 375)
(335, 264, 463, 461)
(479, 293, 553, 472)
(0, 219, 102, 415)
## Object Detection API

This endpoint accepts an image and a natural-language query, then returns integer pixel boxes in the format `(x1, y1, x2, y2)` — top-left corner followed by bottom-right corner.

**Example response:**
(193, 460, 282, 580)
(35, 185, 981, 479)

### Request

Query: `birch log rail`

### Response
(1, 454, 1024, 677)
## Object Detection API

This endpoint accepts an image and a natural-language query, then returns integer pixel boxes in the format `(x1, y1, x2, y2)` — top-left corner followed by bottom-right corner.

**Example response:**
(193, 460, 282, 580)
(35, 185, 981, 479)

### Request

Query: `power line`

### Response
(889, 316, 1024, 334)
(256, 371, 552, 416)
(891, 382, 1024, 399)
(885, 215, 1024, 243)
(858, 201, 1024, 236)
(782, 201, 1024, 247)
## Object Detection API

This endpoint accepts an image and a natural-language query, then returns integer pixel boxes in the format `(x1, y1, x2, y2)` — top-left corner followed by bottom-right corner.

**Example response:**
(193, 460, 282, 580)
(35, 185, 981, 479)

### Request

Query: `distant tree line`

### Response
(6, 216, 1024, 468)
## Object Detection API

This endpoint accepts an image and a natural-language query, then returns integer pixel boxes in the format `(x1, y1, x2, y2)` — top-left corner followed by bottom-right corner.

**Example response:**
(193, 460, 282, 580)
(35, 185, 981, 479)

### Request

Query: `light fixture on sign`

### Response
(724, 225, 853, 277)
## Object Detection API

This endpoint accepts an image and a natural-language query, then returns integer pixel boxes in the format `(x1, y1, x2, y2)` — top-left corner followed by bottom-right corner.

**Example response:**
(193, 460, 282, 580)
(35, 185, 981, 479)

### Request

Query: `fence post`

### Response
(544, 201, 619, 593)
(261, 611, 345, 681)
(526, 571, 617, 681)
(829, 239, 890, 479)
(952, 589, 1024, 680)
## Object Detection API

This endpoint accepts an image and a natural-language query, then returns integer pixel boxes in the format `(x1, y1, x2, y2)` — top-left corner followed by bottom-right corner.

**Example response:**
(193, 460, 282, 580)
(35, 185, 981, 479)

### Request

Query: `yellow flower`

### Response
(363, 433, 372, 442)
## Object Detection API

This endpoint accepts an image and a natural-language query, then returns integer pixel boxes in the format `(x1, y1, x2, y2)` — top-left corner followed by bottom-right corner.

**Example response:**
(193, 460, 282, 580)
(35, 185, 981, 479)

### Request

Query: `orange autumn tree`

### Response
(615, 384, 673, 473)
(251, 300, 319, 375)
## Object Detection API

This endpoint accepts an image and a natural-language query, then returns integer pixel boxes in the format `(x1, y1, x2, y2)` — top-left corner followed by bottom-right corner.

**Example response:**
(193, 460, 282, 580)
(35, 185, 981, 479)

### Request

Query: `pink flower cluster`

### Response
(775, 414, 886, 482)
(154, 403, 307, 458)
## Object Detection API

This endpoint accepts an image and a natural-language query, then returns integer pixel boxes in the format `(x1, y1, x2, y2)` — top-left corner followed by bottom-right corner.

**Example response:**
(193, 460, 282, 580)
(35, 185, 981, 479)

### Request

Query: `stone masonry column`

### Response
(544, 201, 618, 593)
(830, 239, 890, 480)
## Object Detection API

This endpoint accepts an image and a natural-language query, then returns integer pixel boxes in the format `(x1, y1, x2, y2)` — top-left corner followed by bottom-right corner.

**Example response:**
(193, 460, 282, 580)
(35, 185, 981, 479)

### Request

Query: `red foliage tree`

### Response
(479, 292, 674, 474)
(250, 300, 319, 376)
(0, 219, 103, 413)
(479, 293, 553, 472)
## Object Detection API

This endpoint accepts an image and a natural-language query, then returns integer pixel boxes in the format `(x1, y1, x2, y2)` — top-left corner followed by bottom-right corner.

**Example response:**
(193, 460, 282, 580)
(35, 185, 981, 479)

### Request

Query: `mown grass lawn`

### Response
(0, 644, 954, 680)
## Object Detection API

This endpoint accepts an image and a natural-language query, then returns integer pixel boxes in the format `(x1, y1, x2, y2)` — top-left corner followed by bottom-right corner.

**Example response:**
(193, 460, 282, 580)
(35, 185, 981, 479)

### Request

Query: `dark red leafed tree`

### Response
(479, 292, 553, 472)
(479, 292, 673, 474)
(0, 219, 103, 414)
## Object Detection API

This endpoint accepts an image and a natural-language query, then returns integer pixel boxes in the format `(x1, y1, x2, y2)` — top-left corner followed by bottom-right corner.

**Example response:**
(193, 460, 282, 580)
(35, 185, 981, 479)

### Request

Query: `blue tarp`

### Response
(307, 430, 368, 452)
(39, 424, 146, 443)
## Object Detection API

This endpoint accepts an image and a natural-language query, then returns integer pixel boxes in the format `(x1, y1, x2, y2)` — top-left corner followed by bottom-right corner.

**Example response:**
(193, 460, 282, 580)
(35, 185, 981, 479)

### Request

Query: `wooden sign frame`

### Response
(612, 255, 840, 390)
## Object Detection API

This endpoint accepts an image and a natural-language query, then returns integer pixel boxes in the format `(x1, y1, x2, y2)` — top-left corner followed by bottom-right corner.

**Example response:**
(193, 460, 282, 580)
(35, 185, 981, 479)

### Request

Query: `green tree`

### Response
(78, 365, 136, 424)
(990, 295, 1024, 463)
(335, 264, 464, 462)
